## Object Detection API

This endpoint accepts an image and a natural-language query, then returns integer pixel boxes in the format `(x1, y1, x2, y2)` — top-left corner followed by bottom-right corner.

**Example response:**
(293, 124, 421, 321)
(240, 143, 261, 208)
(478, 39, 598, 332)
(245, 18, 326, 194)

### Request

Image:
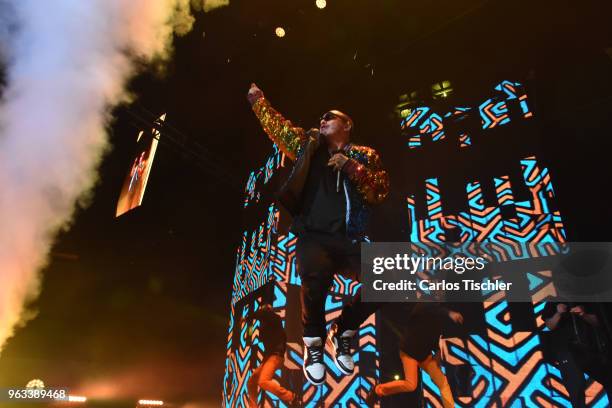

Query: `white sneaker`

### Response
(330, 328, 357, 375)
(303, 337, 326, 385)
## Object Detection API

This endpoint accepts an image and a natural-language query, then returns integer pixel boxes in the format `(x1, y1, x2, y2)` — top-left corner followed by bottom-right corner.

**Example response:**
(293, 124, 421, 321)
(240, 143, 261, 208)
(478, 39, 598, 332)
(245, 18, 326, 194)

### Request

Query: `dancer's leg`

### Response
(419, 355, 455, 408)
(376, 351, 419, 396)
(257, 355, 295, 403)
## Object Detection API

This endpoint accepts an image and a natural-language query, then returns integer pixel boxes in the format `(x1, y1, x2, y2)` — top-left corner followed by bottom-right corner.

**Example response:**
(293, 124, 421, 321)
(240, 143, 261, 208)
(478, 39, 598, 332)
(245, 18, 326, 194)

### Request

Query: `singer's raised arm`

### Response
(342, 146, 390, 205)
(251, 98, 306, 161)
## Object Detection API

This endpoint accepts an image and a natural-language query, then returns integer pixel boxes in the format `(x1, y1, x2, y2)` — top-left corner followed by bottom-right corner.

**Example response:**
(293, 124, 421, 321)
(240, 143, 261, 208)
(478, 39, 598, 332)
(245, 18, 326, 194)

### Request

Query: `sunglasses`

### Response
(320, 112, 343, 122)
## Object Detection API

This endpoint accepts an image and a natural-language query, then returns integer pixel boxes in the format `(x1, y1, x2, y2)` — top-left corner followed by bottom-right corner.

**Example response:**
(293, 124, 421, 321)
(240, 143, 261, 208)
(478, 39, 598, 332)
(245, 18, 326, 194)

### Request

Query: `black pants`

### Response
(556, 349, 612, 408)
(296, 232, 381, 339)
(556, 350, 587, 408)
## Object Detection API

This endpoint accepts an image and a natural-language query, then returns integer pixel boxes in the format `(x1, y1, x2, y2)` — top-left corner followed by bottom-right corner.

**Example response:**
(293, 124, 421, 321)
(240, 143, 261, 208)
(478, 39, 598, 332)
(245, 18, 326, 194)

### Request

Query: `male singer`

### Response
(247, 83, 389, 385)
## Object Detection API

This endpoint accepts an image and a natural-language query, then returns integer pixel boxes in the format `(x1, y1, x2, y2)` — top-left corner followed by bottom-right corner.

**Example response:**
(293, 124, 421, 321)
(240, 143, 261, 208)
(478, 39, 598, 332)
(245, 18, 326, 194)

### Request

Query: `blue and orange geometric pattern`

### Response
(401, 80, 533, 149)
(244, 145, 285, 208)
(405, 83, 607, 406)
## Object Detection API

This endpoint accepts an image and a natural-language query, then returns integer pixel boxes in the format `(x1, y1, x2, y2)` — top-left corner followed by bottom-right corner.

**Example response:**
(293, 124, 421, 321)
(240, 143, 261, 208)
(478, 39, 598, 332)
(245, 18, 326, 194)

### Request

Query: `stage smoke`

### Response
(0, 0, 228, 353)
(194, 0, 230, 12)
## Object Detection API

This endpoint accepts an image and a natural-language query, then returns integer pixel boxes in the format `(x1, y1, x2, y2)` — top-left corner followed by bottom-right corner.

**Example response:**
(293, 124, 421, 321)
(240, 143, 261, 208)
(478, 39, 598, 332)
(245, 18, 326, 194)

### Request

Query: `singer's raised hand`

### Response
(247, 83, 264, 105)
(328, 153, 348, 171)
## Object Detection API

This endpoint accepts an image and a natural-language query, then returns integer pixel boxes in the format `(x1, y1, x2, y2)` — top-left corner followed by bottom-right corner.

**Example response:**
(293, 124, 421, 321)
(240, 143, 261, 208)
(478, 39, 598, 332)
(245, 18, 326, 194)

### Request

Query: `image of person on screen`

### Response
(542, 301, 611, 408)
(366, 303, 464, 408)
(247, 83, 389, 385)
(243, 303, 302, 408)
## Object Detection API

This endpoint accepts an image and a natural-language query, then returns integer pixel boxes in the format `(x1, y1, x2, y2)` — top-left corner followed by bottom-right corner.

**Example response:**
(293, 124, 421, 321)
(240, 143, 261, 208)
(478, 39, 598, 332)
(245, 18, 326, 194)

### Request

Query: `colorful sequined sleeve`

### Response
(342, 146, 390, 205)
(252, 97, 306, 161)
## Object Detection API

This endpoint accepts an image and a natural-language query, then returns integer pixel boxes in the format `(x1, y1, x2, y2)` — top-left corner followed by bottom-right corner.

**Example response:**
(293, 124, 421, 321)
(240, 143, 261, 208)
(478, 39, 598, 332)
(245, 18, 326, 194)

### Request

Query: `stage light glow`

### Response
(68, 396, 87, 403)
(393, 374, 400, 380)
(26, 379, 45, 389)
(395, 91, 418, 120)
(138, 400, 164, 406)
(316, 0, 327, 9)
(400, 108, 412, 118)
(432, 80, 453, 100)
(275, 27, 286, 38)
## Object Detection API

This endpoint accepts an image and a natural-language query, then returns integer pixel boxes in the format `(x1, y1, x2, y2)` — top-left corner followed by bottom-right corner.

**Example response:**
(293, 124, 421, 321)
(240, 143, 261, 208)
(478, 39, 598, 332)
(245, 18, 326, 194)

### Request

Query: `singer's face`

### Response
(319, 112, 351, 143)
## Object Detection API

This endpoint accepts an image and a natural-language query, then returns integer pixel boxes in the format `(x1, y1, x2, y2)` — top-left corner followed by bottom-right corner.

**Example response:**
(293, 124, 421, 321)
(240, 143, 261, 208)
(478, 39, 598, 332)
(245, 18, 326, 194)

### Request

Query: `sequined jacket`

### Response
(252, 97, 390, 240)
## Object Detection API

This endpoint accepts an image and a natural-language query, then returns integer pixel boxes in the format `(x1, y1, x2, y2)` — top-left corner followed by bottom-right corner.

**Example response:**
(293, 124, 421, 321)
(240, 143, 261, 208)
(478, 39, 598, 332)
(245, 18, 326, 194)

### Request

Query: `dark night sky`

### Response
(0, 0, 611, 406)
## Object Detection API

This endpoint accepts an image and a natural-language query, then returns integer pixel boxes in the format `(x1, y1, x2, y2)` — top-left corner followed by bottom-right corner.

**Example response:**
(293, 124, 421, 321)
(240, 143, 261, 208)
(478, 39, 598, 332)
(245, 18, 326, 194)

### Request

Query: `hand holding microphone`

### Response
(328, 144, 348, 192)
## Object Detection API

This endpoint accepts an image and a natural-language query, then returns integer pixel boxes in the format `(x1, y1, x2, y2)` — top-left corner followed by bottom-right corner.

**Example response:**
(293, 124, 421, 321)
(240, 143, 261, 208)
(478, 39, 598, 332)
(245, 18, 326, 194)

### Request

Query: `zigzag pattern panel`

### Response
(407, 161, 607, 404)
(223, 286, 290, 408)
(244, 145, 285, 208)
(494, 80, 533, 120)
(402, 107, 430, 148)
(232, 204, 279, 305)
(403, 77, 607, 406)
(224, 302, 256, 408)
(401, 80, 533, 149)
(445, 107, 472, 148)
(406, 156, 566, 248)
(432, 333, 608, 407)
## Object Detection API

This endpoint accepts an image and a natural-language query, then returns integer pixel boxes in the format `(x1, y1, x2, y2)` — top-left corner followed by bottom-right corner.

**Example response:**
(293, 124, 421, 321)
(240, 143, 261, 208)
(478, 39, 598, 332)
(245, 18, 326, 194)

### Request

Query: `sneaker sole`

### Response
(332, 353, 354, 376)
(302, 364, 325, 386)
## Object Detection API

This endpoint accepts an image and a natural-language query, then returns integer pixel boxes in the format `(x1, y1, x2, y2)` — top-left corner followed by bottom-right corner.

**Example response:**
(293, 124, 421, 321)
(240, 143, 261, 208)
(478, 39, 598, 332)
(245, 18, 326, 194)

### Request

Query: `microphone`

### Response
(314, 127, 344, 193)
(331, 148, 343, 193)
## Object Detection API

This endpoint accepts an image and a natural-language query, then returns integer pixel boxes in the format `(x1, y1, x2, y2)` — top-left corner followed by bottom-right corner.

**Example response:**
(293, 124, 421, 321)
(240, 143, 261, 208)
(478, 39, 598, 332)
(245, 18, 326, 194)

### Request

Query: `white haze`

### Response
(0, 0, 228, 353)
